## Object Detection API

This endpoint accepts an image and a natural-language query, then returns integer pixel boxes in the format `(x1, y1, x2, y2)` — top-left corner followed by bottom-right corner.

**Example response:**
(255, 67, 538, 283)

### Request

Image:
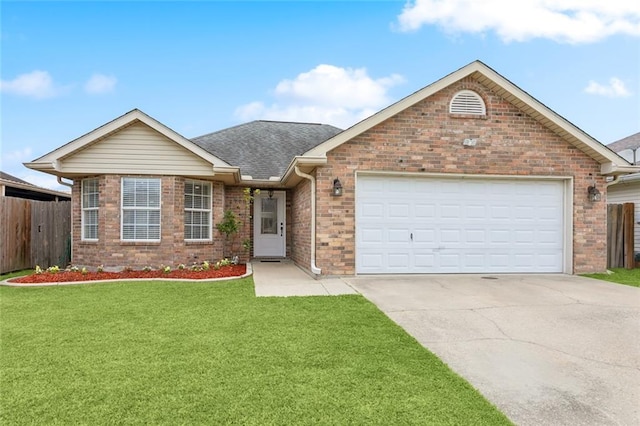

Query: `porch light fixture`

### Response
(332, 178, 343, 196)
(587, 184, 601, 202)
(268, 189, 274, 199)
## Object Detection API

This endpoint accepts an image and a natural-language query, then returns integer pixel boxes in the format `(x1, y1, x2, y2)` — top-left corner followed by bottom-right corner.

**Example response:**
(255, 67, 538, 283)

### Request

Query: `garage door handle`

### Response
(410, 233, 413, 241)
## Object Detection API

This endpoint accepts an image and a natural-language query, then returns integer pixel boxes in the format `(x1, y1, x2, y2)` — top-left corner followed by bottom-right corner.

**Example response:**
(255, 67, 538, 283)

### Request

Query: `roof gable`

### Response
(25, 109, 231, 177)
(305, 60, 636, 175)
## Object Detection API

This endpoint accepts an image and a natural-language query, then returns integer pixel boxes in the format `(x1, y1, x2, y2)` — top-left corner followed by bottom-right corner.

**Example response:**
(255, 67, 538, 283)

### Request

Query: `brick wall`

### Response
(72, 175, 224, 270)
(291, 178, 311, 271)
(313, 77, 607, 275)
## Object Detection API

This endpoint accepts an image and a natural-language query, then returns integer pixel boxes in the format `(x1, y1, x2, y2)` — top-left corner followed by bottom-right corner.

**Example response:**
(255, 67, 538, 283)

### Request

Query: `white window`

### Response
(184, 180, 212, 240)
(81, 178, 99, 240)
(449, 90, 486, 115)
(121, 178, 161, 241)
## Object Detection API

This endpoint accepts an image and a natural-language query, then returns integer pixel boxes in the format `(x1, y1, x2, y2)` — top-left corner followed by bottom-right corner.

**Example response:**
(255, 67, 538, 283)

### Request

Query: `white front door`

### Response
(253, 191, 286, 257)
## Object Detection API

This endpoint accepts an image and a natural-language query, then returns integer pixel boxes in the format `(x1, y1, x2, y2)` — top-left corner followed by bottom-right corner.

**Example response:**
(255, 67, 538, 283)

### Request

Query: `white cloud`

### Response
(584, 77, 632, 97)
(396, 0, 640, 44)
(84, 73, 117, 94)
(0, 70, 60, 99)
(235, 64, 405, 128)
(1, 147, 33, 166)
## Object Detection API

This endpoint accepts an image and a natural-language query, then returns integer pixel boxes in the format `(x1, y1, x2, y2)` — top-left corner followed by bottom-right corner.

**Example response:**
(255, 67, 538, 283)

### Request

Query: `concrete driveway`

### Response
(344, 274, 640, 426)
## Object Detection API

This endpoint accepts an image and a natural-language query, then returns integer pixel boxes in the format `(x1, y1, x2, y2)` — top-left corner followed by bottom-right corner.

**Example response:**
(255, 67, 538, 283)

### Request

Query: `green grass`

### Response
(583, 268, 640, 287)
(0, 279, 510, 425)
(0, 269, 33, 281)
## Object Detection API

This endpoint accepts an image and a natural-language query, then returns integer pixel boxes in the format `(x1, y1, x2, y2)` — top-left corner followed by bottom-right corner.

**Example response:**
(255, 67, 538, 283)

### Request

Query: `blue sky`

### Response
(1, 0, 639, 190)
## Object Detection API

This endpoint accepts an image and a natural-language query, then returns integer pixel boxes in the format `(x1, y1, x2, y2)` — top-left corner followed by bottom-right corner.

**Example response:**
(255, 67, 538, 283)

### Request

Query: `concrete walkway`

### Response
(252, 260, 357, 297)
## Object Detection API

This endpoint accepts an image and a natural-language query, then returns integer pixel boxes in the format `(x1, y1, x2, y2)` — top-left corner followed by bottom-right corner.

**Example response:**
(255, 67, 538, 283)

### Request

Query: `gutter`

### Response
(608, 172, 640, 186)
(294, 166, 321, 275)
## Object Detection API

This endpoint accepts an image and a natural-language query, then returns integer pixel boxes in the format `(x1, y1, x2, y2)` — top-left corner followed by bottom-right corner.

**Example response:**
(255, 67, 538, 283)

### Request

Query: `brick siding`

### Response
(313, 77, 607, 275)
(72, 175, 224, 270)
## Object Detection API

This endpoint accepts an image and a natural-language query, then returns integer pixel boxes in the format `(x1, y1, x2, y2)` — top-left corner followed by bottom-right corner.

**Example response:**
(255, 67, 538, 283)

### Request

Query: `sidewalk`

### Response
(252, 260, 357, 297)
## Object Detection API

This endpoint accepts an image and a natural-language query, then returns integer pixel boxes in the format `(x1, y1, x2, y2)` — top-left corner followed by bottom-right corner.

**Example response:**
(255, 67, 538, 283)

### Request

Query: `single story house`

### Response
(25, 61, 639, 275)
(607, 132, 640, 260)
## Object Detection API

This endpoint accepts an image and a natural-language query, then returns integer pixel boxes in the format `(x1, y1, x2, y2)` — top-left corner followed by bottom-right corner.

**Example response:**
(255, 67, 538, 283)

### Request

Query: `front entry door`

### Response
(253, 191, 286, 257)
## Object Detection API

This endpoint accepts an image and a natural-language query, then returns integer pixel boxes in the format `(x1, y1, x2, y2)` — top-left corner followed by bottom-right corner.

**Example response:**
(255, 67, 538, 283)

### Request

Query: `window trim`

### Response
(81, 178, 99, 241)
(121, 177, 162, 242)
(184, 179, 212, 241)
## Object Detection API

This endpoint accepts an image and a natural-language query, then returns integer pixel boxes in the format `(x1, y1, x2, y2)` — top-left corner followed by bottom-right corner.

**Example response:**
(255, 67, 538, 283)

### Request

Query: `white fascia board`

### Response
(280, 156, 328, 183)
(601, 162, 640, 176)
(212, 166, 241, 183)
(28, 109, 231, 169)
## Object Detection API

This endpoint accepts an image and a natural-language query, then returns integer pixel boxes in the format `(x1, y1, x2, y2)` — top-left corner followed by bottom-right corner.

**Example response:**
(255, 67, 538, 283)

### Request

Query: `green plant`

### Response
(216, 210, 240, 239)
(242, 238, 251, 252)
(35, 265, 43, 274)
(163, 265, 171, 274)
(142, 266, 152, 272)
(177, 264, 186, 270)
(202, 261, 210, 271)
(47, 265, 60, 274)
(216, 210, 241, 258)
(81, 267, 88, 275)
(97, 265, 104, 273)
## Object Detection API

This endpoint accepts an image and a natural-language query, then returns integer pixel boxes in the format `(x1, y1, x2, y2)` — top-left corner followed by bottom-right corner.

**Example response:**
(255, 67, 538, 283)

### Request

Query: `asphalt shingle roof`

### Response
(0, 171, 32, 185)
(608, 132, 640, 152)
(191, 120, 342, 179)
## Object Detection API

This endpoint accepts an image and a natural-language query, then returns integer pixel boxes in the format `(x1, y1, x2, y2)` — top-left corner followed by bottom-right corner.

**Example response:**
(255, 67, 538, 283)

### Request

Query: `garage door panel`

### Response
(388, 253, 410, 269)
(356, 175, 565, 274)
(414, 253, 435, 267)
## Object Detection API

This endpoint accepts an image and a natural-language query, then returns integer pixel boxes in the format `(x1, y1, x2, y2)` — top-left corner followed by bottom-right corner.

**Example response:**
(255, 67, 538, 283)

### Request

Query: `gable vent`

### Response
(449, 90, 486, 115)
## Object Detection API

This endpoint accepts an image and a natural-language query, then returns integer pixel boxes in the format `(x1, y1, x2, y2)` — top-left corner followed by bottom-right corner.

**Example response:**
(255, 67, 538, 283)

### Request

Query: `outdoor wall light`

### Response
(587, 185, 601, 202)
(268, 189, 274, 199)
(332, 178, 343, 196)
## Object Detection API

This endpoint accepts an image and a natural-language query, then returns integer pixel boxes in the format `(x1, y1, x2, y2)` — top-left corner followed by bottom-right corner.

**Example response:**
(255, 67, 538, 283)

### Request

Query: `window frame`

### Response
(81, 178, 99, 241)
(121, 177, 162, 242)
(184, 179, 212, 241)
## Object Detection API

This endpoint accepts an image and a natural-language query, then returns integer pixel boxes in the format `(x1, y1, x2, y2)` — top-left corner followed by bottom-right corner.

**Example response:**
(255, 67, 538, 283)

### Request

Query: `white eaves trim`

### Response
(28, 109, 231, 169)
(305, 60, 633, 174)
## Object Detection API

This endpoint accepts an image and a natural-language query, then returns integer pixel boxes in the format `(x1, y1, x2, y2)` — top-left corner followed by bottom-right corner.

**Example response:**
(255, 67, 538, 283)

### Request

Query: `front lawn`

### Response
(0, 269, 33, 281)
(583, 268, 640, 287)
(0, 279, 510, 425)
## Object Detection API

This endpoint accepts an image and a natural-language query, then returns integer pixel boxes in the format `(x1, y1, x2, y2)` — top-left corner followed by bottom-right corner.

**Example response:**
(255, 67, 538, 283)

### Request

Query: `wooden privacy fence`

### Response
(607, 203, 635, 269)
(0, 197, 71, 274)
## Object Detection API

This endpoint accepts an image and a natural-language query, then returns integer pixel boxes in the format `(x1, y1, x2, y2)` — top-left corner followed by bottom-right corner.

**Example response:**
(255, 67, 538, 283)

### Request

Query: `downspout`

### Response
(57, 176, 73, 188)
(294, 166, 321, 275)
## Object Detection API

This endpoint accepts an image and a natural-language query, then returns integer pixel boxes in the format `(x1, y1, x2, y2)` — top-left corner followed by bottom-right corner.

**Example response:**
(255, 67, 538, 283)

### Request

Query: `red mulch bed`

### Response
(9, 265, 247, 284)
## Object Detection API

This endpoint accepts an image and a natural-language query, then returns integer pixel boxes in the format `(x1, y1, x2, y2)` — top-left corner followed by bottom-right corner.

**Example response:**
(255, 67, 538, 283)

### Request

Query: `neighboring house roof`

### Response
(608, 132, 640, 166)
(0, 171, 31, 185)
(191, 121, 342, 180)
(302, 60, 637, 177)
(608, 132, 640, 152)
(0, 171, 71, 201)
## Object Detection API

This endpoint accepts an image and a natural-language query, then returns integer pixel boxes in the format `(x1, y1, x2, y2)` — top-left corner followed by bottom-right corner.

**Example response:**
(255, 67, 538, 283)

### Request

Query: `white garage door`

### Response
(356, 175, 565, 274)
